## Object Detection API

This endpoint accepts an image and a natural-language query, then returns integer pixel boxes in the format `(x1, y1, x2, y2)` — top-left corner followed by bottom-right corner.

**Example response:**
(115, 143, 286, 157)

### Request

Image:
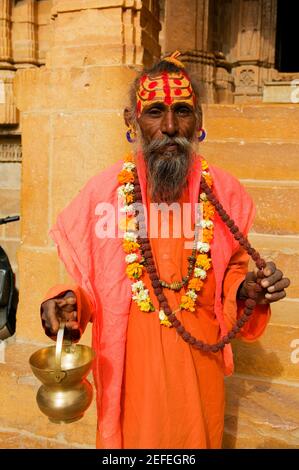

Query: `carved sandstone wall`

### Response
(0, 0, 53, 277)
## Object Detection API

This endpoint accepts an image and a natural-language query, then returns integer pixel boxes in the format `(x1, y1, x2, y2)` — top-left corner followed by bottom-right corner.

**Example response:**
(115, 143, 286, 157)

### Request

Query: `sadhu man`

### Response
(41, 52, 290, 449)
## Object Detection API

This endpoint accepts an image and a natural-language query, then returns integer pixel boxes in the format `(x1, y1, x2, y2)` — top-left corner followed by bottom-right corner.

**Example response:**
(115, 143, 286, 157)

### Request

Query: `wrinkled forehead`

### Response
(136, 71, 196, 116)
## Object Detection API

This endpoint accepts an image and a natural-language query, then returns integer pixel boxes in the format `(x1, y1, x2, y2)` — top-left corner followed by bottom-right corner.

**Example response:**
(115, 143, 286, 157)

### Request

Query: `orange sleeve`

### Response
(222, 248, 271, 342)
(41, 284, 94, 341)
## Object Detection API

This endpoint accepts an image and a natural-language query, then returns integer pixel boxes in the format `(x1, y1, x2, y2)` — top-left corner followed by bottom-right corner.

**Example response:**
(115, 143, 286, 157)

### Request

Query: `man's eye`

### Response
(176, 107, 192, 115)
(146, 107, 163, 116)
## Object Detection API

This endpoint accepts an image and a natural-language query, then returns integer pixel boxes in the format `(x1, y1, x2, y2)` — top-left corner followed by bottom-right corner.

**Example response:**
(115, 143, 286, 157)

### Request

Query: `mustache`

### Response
(144, 136, 192, 155)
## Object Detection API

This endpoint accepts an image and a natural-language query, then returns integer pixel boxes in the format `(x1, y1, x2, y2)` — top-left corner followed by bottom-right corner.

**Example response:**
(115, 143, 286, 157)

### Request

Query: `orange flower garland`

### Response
(118, 153, 215, 325)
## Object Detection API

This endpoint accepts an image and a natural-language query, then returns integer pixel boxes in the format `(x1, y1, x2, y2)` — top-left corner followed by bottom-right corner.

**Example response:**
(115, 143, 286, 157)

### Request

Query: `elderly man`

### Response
(41, 52, 290, 449)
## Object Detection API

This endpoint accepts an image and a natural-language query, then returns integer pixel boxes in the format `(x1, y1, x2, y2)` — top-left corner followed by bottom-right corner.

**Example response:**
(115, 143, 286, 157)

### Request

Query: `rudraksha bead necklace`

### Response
(133, 171, 266, 353)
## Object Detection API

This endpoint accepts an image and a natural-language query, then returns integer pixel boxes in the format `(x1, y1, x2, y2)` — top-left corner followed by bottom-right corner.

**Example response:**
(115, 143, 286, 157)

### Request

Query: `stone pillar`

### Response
(0, 0, 12, 65)
(12, 0, 37, 66)
(0, 69, 18, 124)
(47, 0, 160, 68)
(8, 0, 161, 448)
(163, 0, 217, 102)
(229, 0, 277, 102)
(0, 1, 17, 125)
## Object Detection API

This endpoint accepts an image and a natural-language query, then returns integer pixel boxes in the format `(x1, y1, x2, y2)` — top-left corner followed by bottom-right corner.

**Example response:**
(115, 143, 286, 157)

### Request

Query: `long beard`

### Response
(142, 136, 194, 203)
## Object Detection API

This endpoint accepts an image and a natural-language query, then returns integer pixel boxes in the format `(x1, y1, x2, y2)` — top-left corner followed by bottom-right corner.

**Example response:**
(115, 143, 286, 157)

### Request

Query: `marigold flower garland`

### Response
(118, 153, 215, 326)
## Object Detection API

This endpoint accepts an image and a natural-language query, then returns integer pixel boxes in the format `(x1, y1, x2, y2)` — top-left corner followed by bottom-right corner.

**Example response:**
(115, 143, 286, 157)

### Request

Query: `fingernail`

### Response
(262, 280, 269, 287)
(265, 293, 272, 299)
(268, 286, 275, 292)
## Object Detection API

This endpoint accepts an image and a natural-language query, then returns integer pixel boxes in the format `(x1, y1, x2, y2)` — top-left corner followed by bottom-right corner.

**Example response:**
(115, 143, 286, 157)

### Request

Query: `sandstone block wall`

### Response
(203, 103, 299, 448)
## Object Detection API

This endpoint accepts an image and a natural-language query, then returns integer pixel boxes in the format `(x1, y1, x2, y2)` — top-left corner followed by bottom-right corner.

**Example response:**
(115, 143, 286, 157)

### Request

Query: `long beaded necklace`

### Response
(118, 154, 266, 352)
(118, 153, 214, 326)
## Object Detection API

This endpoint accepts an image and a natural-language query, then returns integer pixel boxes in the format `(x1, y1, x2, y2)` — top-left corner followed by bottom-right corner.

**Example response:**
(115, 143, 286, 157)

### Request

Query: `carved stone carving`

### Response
(0, 140, 22, 162)
(239, 68, 255, 86)
(0, 70, 18, 124)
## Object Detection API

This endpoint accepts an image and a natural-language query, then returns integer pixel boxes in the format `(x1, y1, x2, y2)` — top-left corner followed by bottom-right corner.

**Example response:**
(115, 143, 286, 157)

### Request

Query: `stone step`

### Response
(232, 233, 299, 381)
(224, 374, 299, 448)
(247, 233, 299, 299)
(270, 299, 299, 327)
(203, 104, 299, 142)
(242, 180, 299, 235)
(203, 141, 299, 181)
(0, 341, 96, 448)
(232, 322, 299, 381)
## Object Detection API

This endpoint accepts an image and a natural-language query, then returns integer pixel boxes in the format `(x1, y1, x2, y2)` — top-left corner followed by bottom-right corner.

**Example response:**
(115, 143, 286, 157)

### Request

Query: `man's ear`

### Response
(124, 107, 133, 128)
(196, 107, 203, 129)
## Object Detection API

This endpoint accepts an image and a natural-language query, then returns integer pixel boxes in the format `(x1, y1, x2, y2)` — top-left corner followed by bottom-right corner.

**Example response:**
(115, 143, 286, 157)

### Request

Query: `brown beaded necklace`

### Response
(133, 170, 266, 353)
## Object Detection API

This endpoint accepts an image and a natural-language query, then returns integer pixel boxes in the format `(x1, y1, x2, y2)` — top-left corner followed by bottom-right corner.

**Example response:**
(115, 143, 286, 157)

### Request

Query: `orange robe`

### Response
(43, 187, 270, 449)
(121, 188, 253, 449)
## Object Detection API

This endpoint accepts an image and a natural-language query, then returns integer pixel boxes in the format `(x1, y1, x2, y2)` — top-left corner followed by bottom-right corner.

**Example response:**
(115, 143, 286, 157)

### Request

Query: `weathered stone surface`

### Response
(0, 163, 21, 189)
(0, 189, 20, 215)
(53, 0, 126, 13)
(0, 179, 21, 273)
(203, 141, 299, 180)
(0, 165, 21, 276)
(270, 299, 299, 327)
(233, 332, 299, 381)
(52, 8, 123, 47)
(17, 247, 61, 342)
(21, 113, 50, 247)
(51, 111, 130, 222)
(244, 182, 299, 235)
(14, 66, 137, 112)
(203, 104, 299, 141)
(0, 431, 77, 449)
(224, 374, 299, 448)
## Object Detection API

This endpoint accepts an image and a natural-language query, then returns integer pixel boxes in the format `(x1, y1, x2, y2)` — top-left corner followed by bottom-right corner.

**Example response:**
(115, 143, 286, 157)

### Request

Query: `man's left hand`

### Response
(238, 261, 290, 305)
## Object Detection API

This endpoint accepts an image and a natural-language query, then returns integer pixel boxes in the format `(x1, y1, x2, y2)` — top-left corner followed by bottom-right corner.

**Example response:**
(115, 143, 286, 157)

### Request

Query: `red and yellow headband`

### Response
(136, 51, 196, 116)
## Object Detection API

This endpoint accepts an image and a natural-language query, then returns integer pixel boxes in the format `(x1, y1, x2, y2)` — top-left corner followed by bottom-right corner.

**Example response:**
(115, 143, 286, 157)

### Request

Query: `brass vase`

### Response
(29, 323, 95, 423)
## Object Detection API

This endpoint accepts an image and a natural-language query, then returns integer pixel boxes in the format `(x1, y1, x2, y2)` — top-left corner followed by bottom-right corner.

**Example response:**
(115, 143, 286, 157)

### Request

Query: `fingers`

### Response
(267, 278, 291, 293)
(41, 295, 78, 335)
(264, 277, 290, 302)
(56, 296, 77, 313)
(260, 262, 282, 287)
(257, 262, 290, 303)
(265, 290, 287, 302)
(41, 299, 60, 334)
(262, 261, 276, 276)
(243, 261, 290, 305)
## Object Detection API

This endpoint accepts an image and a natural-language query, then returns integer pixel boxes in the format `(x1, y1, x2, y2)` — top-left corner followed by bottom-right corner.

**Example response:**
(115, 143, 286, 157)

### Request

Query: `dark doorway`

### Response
(275, 0, 299, 72)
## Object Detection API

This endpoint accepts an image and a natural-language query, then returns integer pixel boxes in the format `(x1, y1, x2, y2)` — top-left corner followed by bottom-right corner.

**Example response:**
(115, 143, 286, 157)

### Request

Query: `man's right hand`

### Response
(41, 290, 79, 336)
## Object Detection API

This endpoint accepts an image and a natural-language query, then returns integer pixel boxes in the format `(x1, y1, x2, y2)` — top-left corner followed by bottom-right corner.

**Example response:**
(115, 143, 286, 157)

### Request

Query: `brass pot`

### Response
(29, 323, 95, 423)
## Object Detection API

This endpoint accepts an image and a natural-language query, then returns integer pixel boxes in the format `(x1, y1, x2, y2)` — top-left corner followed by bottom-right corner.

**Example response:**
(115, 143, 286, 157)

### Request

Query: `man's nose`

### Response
(162, 109, 178, 137)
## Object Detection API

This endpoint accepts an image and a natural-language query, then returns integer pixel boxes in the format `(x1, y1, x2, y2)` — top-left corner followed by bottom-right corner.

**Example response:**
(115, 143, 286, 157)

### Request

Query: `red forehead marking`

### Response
(162, 72, 172, 106)
(148, 81, 158, 89)
(174, 88, 182, 96)
(148, 90, 156, 100)
(174, 79, 182, 85)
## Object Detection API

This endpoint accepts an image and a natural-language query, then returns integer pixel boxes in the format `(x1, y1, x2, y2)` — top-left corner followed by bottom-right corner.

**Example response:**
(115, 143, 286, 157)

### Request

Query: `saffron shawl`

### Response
(49, 154, 266, 448)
